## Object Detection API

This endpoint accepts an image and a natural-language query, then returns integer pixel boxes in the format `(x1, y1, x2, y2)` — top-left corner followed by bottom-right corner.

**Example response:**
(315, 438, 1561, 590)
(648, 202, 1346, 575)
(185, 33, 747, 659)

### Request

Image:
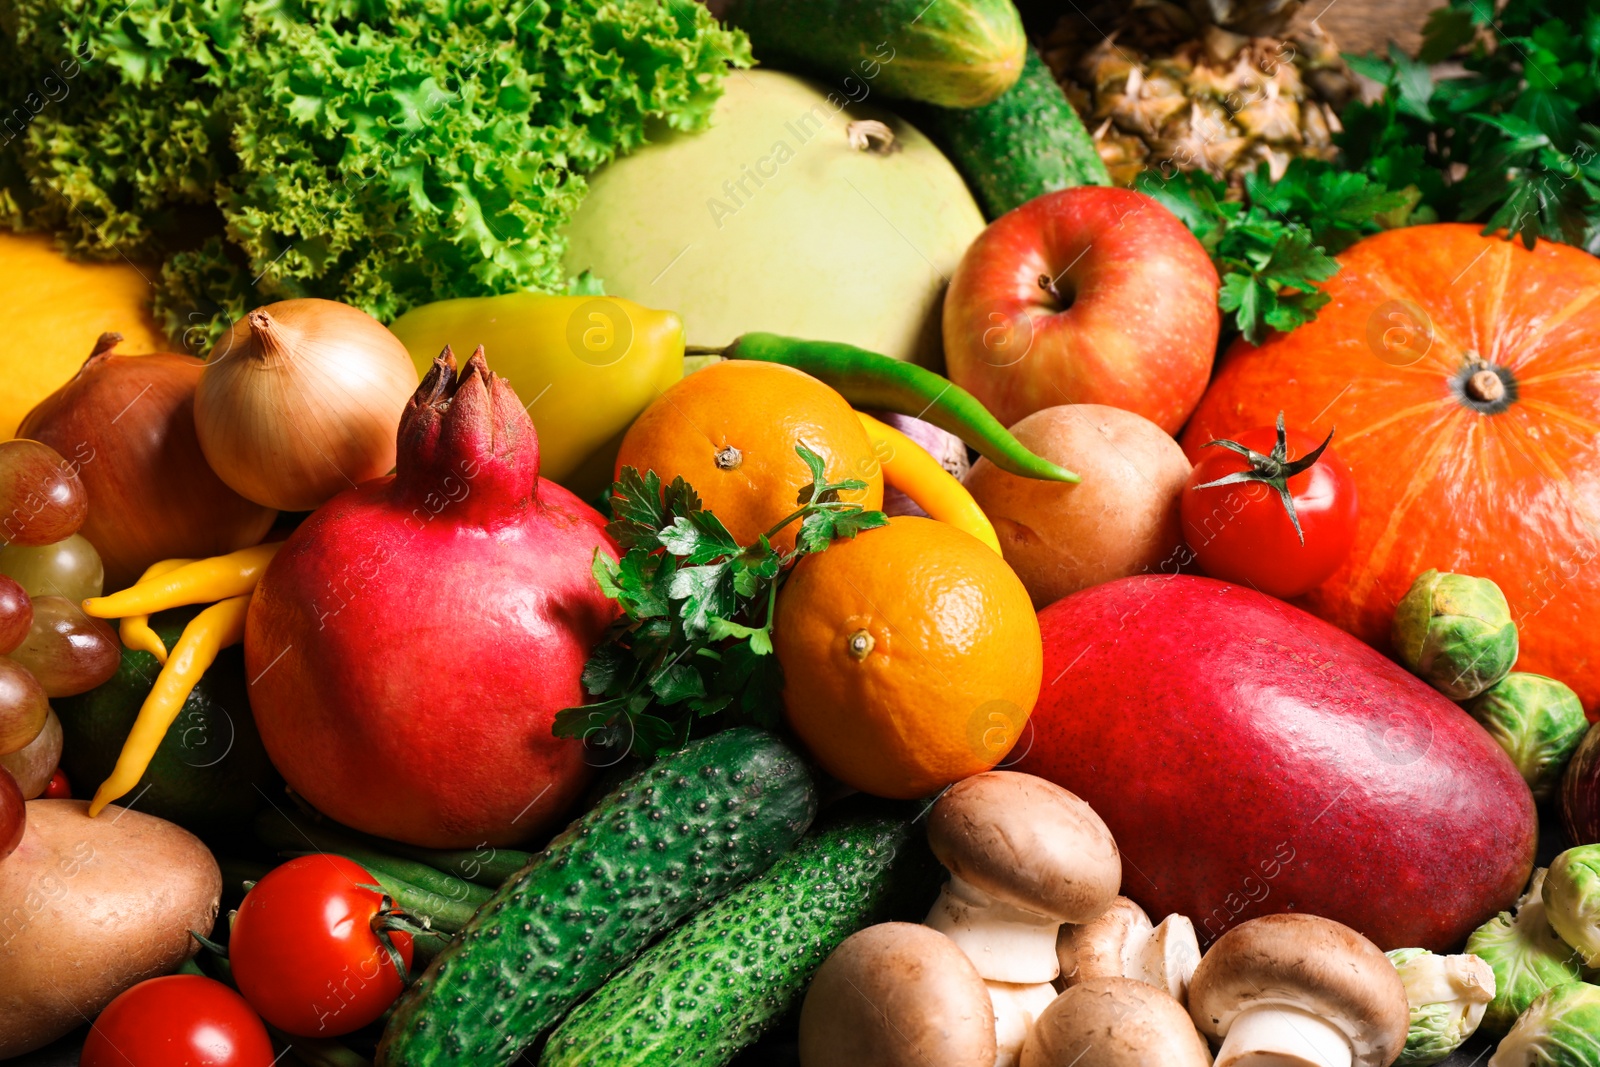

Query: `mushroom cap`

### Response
(927, 771, 1121, 922)
(798, 923, 996, 1067)
(1058, 896, 1154, 985)
(1021, 976, 1212, 1067)
(1187, 914, 1409, 1067)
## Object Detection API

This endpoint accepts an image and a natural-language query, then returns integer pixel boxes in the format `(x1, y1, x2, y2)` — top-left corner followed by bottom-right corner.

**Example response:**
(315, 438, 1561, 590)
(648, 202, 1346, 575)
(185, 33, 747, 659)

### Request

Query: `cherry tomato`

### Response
(1181, 415, 1358, 600)
(229, 854, 413, 1037)
(42, 767, 70, 799)
(80, 974, 274, 1067)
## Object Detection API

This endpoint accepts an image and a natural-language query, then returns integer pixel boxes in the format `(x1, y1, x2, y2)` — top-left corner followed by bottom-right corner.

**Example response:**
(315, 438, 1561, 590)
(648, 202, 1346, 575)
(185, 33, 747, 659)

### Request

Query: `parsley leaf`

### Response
(1137, 162, 1400, 344)
(555, 446, 887, 760)
(1346, 0, 1600, 253)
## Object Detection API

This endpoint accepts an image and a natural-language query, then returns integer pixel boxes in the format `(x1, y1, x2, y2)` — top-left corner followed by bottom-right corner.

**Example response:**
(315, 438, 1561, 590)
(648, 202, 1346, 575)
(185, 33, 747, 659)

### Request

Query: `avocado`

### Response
(54, 607, 278, 835)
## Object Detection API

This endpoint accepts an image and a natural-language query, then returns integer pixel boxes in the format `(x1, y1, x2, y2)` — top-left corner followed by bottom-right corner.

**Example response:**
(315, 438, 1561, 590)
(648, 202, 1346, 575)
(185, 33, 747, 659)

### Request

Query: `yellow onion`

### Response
(19, 334, 278, 591)
(195, 299, 419, 512)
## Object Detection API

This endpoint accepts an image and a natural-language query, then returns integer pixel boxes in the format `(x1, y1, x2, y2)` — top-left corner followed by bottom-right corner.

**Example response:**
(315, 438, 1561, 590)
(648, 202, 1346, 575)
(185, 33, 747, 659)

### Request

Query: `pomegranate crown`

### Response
(395, 345, 540, 515)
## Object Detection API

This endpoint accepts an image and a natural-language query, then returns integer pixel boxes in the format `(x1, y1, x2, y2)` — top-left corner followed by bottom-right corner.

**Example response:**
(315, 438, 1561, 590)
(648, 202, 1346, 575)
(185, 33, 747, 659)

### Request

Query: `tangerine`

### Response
(774, 515, 1043, 798)
(614, 361, 882, 553)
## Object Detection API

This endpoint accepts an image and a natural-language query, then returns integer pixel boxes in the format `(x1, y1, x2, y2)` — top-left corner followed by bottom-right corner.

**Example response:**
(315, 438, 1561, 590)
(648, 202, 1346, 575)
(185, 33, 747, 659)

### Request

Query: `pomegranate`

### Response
(245, 348, 617, 847)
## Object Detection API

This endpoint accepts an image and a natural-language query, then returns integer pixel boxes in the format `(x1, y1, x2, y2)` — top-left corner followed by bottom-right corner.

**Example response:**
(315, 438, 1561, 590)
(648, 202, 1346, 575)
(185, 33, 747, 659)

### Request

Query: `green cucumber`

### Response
(540, 805, 941, 1067)
(376, 728, 817, 1067)
(722, 0, 1027, 109)
(914, 45, 1110, 219)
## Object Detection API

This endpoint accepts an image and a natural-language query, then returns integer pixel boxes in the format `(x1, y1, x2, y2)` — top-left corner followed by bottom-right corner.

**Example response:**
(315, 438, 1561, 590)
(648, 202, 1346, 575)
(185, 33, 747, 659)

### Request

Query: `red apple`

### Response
(942, 186, 1220, 434)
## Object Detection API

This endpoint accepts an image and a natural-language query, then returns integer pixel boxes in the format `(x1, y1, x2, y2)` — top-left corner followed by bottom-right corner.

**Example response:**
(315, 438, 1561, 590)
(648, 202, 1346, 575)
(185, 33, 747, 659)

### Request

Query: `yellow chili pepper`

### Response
(89, 594, 252, 816)
(117, 558, 194, 665)
(83, 542, 281, 620)
(856, 411, 1001, 556)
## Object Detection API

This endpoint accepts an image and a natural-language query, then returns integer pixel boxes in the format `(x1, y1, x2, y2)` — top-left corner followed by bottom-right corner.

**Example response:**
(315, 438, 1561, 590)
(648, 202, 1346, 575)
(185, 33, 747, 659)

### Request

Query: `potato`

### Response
(0, 800, 221, 1057)
(965, 405, 1190, 608)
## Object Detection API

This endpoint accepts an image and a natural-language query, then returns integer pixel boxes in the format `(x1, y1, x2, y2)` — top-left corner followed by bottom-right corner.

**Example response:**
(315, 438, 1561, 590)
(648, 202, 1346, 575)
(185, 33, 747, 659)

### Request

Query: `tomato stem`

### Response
(1191, 412, 1334, 546)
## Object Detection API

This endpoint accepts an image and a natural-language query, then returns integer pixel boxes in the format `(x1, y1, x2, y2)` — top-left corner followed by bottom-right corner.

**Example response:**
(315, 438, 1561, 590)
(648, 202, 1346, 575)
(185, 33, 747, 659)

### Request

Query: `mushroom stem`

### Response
(1215, 1005, 1354, 1067)
(986, 980, 1056, 1067)
(926, 875, 1064, 984)
(1139, 915, 1202, 1003)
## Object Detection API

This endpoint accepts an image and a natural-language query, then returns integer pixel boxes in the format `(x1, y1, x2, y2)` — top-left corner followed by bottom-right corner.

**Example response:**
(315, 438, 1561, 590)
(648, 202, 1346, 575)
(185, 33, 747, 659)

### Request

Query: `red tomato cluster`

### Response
(81, 856, 412, 1066)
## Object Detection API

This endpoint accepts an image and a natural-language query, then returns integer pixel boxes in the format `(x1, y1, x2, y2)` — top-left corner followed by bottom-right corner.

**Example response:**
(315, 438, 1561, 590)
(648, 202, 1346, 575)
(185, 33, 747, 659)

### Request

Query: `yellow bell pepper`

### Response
(856, 411, 1001, 555)
(388, 293, 685, 498)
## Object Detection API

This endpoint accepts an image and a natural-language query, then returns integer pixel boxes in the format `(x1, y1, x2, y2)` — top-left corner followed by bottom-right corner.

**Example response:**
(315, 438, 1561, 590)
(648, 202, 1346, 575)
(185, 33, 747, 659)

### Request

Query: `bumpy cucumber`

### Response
(915, 45, 1110, 218)
(723, 0, 1026, 109)
(540, 805, 940, 1067)
(376, 728, 817, 1067)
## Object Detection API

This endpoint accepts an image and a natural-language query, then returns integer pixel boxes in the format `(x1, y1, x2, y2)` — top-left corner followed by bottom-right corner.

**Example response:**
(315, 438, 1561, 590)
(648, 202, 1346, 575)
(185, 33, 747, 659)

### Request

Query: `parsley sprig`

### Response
(1342, 0, 1600, 252)
(1136, 162, 1418, 345)
(552, 444, 887, 759)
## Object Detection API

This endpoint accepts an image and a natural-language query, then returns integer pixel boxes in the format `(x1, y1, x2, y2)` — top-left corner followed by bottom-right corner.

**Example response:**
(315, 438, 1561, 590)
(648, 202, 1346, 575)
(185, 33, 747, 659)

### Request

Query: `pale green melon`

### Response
(562, 69, 985, 366)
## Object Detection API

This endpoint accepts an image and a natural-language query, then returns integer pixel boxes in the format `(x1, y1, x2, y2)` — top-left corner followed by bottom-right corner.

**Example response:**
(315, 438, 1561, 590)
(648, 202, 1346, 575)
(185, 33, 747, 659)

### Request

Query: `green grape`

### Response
(0, 534, 104, 603)
(7, 597, 119, 698)
(0, 658, 48, 756)
(0, 439, 88, 547)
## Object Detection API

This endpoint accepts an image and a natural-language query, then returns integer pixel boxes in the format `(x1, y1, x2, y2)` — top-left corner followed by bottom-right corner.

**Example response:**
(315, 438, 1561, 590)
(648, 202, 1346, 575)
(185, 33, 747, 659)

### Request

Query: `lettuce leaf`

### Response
(0, 0, 749, 345)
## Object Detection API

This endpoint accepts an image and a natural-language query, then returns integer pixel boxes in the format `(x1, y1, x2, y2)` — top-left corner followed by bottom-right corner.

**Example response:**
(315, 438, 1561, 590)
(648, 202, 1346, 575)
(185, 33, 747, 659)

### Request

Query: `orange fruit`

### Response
(615, 361, 881, 553)
(774, 515, 1043, 798)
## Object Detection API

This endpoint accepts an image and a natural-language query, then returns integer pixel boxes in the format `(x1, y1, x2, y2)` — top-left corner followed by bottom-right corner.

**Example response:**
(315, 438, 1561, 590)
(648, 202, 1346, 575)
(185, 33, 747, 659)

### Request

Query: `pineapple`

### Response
(1041, 0, 1357, 188)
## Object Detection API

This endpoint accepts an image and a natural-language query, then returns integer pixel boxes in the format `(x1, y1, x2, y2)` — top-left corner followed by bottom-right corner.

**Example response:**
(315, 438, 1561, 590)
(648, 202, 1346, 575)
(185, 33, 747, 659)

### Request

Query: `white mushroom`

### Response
(799, 922, 996, 1067)
(923, 771, 1121, 1067)
(1021, 975, 1213, 1067)
(1187, 913, 1410, 1067)
(987, 981, 1059, 1067)
(1057, 895, 1202, 1004)
(925, 771, 1122, 983)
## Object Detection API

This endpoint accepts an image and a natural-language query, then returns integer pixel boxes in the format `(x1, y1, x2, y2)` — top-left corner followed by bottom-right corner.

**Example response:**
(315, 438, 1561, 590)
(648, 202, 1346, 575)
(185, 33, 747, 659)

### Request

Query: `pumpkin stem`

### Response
(1466, 368, 1506, 404)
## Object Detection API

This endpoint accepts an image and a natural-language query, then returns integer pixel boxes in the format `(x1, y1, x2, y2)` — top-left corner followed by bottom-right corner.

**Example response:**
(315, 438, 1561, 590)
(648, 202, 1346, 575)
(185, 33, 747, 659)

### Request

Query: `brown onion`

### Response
(19, 334, 278, 591)
(195, 299, 419, 511)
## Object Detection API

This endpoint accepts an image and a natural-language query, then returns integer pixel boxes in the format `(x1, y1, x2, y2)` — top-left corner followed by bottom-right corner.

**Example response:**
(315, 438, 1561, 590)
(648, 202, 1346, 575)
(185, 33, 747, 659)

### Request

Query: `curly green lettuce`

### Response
(0, 0, 749, 344)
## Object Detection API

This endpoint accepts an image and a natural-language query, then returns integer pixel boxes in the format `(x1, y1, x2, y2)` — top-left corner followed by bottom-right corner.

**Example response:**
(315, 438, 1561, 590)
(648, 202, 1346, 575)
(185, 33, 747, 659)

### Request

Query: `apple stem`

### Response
(1037, 273, 1071, 310)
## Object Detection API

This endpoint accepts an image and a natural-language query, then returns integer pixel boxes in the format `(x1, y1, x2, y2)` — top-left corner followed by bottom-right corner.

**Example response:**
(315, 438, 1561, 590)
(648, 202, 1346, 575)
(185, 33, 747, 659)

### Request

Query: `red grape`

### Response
(8, 597, 120, 697)
(0, 708, 60, 798)
(0, 439, 87, 547)
(0, 576, 28, 655)
(0, 767, 22, 862)
(0, 659, 48, 756)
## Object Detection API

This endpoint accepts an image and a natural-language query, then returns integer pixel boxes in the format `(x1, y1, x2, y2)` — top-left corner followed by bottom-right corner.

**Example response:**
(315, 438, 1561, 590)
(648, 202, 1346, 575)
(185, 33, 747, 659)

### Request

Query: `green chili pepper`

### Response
(704, 332, 1080, 483)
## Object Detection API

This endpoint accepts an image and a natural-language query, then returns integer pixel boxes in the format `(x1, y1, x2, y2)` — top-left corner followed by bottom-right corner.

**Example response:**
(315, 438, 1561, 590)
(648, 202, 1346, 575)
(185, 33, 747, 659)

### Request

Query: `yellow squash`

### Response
(0, 233, 169, 439)
(389, 293, 684, 498)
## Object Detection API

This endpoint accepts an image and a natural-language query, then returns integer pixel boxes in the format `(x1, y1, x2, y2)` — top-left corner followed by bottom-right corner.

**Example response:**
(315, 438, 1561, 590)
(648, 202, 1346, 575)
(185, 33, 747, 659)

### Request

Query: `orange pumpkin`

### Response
(1182, 225, 1600, 713)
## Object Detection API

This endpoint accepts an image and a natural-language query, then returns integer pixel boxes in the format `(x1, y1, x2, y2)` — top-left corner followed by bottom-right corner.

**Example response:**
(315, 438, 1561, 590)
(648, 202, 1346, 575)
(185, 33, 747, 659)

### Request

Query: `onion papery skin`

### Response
(196, 299, 419, 512)
(19, 339, 277, 591)
(245, 349, 618, 848)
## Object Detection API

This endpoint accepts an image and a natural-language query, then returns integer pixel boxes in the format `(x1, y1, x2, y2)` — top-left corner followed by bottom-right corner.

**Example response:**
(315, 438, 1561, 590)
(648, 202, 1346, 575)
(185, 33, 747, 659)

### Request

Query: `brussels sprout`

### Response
(1546, 846, 1600, 968)
(1386, 947, 1496, 1065)
(1467, 673, 1589, 801)
(1487, 981, 1600, 1067)
(1392, 569, 1518, 699)
(1467, 869, 1584, 1035)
